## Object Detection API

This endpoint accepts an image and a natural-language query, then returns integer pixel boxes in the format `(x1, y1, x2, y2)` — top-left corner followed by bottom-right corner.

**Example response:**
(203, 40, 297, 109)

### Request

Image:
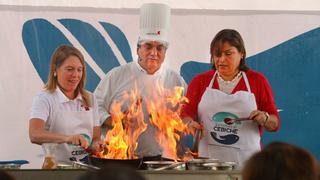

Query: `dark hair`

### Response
(243, 141, 319, 180)
(0, 170, 15, 180)
(78, 164, 145, 180)
(210, 29, 248, 71)
(45, 44, 91, 107)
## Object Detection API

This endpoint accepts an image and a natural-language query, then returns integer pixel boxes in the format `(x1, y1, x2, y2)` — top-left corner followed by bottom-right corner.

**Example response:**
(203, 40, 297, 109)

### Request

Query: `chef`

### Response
(181, 29, 280, 169)
(94, 3, 187, 161)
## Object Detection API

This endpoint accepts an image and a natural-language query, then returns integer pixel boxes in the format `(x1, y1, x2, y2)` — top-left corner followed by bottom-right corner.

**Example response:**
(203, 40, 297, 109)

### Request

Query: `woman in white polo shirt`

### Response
(29, 45, 101, 165)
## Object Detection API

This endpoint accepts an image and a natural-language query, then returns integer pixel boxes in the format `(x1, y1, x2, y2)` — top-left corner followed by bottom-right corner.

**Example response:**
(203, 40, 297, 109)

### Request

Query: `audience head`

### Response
(243, 141, 319, 180)
(0, 170, 15, 180)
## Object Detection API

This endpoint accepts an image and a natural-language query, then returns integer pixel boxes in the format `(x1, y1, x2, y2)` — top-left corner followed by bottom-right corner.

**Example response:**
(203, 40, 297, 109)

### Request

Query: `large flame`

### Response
(147, 84, 190, 160)
(95, 86, 147, 159)
(95, 81, 192, 160)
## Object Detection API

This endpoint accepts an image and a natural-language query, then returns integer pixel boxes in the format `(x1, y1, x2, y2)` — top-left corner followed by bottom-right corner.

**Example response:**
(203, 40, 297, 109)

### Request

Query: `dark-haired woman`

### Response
(182, 29, 280, 168)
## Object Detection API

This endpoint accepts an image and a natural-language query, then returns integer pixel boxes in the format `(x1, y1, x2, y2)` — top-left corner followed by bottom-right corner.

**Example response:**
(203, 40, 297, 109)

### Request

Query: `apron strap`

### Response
(241, 72, 251, 93)
(208, 72, 217, 88)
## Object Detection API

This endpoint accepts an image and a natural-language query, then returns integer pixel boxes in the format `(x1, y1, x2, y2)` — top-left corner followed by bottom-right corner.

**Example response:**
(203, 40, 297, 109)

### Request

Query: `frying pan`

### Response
(89, 155, 143, 169)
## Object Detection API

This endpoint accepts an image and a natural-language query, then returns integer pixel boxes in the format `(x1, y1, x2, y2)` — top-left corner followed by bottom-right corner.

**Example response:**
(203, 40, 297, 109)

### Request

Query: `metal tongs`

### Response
(154, 161, 185, 171)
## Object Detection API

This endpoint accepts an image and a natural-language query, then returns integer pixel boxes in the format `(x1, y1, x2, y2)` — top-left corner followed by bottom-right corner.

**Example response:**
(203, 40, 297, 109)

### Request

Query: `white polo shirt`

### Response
(30, 87, 100, 131)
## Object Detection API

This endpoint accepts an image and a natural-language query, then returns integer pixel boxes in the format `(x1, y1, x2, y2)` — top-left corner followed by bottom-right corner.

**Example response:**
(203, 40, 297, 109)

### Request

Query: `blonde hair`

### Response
(45, 45, 91, 107)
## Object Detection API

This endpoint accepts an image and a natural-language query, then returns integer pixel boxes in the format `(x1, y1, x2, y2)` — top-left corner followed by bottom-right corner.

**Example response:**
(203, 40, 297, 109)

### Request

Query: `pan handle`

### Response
(72, 161, 100, 170)
(191, 129, 201, 155)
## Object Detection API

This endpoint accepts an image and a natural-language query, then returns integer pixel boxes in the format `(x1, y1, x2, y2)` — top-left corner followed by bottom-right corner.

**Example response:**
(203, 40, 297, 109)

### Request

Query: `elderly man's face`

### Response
(137, 41, 167, 74)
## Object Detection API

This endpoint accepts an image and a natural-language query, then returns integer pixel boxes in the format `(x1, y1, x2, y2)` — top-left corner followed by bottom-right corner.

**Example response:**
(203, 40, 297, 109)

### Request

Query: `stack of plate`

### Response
(0, 160, 29, 169)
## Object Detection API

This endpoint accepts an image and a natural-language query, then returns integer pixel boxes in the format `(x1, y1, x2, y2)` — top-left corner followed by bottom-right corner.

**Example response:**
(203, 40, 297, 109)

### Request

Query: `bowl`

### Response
(203, 161, 236, 171)
(143, 161, 185, 170)
(0, 164, 21, 169)
(186, 158, 219, 170)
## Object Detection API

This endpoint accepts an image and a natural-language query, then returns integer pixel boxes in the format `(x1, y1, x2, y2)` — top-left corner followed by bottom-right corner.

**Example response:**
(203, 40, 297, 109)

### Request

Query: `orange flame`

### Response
(146, 84, 190, 160)
(181, 148, 198, 161)
(95, 81, 191, 160)
(96, 86, 147, 159)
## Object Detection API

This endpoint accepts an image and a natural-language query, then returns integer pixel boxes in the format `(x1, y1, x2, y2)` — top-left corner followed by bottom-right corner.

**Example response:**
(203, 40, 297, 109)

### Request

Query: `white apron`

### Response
(46, 108, 94, 164)
(198, 71, 260, 168)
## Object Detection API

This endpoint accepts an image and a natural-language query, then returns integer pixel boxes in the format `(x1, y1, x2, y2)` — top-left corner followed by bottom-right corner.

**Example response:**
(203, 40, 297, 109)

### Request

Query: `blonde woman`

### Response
(29, 45, 101, 165)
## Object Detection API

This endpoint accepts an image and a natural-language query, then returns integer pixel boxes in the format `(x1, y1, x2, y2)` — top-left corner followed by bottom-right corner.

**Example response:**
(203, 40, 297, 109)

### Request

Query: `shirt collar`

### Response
(134, 60, 163, 76)
(56, 87, 83, 103)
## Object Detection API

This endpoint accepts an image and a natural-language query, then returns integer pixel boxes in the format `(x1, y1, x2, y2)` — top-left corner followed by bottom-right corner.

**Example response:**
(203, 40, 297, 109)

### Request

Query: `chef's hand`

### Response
(66, 134, 89, 149)
(184, 117, 203, 136)
(102, 116, 113, 129)
(88, 139, 104, 154)
(249, 110, 269, 127)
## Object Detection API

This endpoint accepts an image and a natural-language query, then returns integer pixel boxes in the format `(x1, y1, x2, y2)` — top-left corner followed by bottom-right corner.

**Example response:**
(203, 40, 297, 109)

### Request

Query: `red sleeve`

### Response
(180, 70, 214, 121)
(231, 70, 280, 133)
(246, 70, 280, 131)
(256, 73, 280, 131)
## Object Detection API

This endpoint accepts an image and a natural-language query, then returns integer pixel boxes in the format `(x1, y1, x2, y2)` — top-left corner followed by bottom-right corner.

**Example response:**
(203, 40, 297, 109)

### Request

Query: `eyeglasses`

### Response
(139, 42, 167, 53)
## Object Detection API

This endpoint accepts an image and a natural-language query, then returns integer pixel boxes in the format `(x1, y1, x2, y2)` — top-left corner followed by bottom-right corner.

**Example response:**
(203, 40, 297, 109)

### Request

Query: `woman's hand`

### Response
(184, 117, 203, 136)
(249, 110, 279, 131)
(66, 134, 89, 149)
(249, 110, 269, 126)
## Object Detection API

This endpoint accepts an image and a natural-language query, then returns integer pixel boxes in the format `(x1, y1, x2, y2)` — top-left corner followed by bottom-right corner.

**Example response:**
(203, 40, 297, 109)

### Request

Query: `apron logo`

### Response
(211, 112, 240, 145)
(71, 149, 87, 156)
(210, 132, 239, 145)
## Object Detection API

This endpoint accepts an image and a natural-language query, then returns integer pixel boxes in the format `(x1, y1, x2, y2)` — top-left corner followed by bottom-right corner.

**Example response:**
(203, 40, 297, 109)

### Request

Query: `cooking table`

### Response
(7, 169, 242, 180)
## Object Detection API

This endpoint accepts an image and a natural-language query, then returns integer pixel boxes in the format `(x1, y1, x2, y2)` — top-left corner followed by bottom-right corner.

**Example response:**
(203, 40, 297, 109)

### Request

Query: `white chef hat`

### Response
(138, 3, 170, 46)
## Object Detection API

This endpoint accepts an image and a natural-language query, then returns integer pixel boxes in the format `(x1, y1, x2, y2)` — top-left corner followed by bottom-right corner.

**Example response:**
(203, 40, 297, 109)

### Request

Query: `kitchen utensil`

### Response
(143, 161, 185, 170)
(191, 129, 201, 154)
(89, 155, 143, 169)
(72, 161, 100, 170)
(56, 164, 74, 169)
(224, 117, 250, 125)
(153, 161, 185, 171)
(186, 158, 219, 170)
(203, 161, 236, 171)
(143, 161, 173, 169)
